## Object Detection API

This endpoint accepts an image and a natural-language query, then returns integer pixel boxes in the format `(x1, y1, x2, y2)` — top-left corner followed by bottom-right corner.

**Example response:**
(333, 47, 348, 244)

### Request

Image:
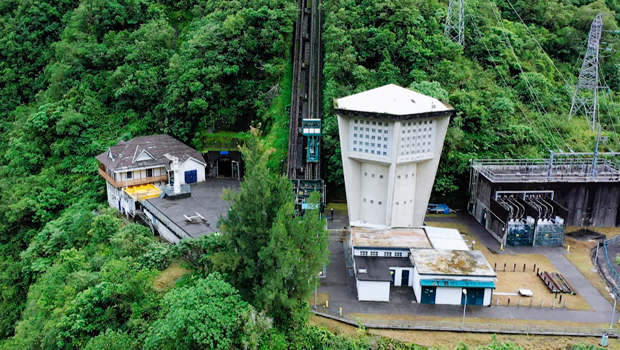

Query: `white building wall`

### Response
(353, 248, 409, 257)
(181, 158, 206, 183)
(144, 209, 181, 244)
(412, 116, 450, 227)
(484, 289, 492, 305)
(338, 115, 361, 223)
(412, 267, 422, 302)
(359, 163, 389, 225)
(391, 162, 417, 227)
(106, 182, 120, 210)
(411, 267, 495, 305)
(338, 113, 450, 228)
(435, 287, 463, 305)
(356, 280, 390, 302)
(390, 267, 414, 287)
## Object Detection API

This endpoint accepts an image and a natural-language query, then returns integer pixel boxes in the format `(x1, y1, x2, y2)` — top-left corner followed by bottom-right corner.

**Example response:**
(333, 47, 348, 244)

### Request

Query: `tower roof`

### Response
(335, 84, 452, 118)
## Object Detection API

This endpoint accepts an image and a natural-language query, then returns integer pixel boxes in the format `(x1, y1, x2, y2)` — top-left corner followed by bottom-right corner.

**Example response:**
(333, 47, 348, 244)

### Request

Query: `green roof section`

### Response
(420, 279, 495, 289)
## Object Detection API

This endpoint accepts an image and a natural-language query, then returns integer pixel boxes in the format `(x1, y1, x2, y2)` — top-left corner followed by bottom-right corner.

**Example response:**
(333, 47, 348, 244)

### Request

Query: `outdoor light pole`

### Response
(314, 271, 323, 309)
(610, 294, 616, 329)
(462, 289, 468, 329)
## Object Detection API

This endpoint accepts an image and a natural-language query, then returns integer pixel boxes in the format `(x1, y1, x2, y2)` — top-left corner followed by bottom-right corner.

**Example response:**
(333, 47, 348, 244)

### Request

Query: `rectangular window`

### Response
(146, 169, 153, 177)
(360, 251, 368, 256)
(370, 251, 378, 257)
(395, 252, 403, 257)
(384, 252, 392, 257)
(354, 126, 358, 131)
(126, 171, 133, 179)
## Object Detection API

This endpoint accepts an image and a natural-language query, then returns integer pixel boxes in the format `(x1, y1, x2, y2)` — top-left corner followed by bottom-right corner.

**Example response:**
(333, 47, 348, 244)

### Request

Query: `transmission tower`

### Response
(444, 0, 465, 45)
(569, 13, 603, 130)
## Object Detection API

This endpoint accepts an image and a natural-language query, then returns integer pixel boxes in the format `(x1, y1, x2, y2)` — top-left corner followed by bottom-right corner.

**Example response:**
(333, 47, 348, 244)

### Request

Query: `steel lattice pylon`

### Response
(569, 13, 603, 130)
(444, 0, 465, 46)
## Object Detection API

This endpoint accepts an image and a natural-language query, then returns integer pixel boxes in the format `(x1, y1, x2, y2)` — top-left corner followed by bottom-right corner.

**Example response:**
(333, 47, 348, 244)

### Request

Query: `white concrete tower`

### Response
(335, 84, 454, 228)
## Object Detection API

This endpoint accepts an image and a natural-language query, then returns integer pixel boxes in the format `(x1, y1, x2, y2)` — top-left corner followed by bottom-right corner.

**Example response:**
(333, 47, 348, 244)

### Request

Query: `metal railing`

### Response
(602, 235, 620, 299)
(139, 199, 191, 241)
(312, 308, 619, 337)
(471, 158, 620, 183)
(98, 168, 168, 188)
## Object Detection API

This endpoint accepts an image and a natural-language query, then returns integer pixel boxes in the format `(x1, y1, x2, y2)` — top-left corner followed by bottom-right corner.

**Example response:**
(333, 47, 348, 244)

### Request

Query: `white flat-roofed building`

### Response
(410, 249, 496, 306)
(423, 226, 470, 251)
(335, 84, 454, 228)
(350, 225, 488, 302)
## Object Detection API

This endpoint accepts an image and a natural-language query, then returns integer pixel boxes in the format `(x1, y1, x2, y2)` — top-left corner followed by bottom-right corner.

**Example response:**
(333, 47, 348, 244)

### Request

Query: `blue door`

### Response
(421, 286, 436, 304)
(401, 270, 410, 286)
(185, 170, 197, 184)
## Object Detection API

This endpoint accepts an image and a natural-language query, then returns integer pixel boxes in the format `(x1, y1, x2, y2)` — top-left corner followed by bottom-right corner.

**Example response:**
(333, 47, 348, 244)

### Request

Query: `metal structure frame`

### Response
(444, 0, 465, 45)
(569, 13, 603, 130)
(469, 154, 620, 185)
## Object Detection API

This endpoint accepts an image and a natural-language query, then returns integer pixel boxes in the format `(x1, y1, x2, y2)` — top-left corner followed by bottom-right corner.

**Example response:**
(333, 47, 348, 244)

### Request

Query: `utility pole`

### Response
(569, 13, 603, 131)
(444, 0, 465, 46)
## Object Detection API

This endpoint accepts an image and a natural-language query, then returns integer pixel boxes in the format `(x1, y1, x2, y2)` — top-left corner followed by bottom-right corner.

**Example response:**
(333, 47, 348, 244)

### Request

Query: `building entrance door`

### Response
(217, 157, 232, 177)
(401, 270, 409, 286)
(185, 170, 197, 184)
(461, 288, 485, 305)
(420, 286, 436, 304)
(390, 270, 395, 286)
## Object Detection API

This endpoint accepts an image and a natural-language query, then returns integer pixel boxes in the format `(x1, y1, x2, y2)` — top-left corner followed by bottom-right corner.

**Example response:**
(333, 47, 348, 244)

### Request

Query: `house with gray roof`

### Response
(96, 134, 206, 217)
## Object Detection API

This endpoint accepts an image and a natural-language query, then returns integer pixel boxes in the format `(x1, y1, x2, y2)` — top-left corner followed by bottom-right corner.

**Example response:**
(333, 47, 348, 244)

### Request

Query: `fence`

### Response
(602, 235, 620, 299)
(312, 308, 619, 337)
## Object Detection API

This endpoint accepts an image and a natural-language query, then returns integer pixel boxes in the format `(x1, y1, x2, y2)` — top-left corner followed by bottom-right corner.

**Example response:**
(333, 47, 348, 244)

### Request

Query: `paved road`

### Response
(319, 213, 616, 323)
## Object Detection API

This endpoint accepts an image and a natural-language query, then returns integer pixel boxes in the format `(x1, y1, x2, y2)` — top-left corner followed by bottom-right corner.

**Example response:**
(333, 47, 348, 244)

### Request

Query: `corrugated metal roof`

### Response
(424, 226, 470, 251)
(335, 84, 451, 116)
(420, 279, 495, 289)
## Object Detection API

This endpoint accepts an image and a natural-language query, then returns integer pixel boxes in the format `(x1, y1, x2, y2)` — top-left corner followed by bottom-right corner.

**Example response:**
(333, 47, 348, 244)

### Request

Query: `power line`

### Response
(469, 15, 554, 152)
(503, 0, 571, 87)
(491, 6, 572, 152)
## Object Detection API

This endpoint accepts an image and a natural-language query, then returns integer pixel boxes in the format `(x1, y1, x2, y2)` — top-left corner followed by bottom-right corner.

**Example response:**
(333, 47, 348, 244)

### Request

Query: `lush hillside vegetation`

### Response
(0, 0, 618, 348)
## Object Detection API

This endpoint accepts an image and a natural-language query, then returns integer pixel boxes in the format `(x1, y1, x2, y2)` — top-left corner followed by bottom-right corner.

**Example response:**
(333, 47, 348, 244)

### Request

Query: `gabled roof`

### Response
(335, 84, 452, 117)
(96, 134, 206, 172)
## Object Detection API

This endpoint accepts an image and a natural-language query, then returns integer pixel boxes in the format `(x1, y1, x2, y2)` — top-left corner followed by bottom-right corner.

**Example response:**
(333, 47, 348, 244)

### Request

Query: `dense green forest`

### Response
(0, 0, 618, 348)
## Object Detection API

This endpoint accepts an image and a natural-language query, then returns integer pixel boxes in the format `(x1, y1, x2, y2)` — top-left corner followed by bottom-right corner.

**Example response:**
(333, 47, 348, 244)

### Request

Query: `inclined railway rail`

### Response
(287, 0, 322, 181)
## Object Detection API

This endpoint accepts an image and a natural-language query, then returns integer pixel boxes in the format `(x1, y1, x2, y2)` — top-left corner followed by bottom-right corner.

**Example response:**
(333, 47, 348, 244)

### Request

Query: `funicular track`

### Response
(287, 0, 322, 181)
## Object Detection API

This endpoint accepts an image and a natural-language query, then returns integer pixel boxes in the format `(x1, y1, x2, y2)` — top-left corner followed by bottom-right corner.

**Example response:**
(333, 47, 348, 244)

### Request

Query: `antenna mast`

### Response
(569, 13, 603, 131)
(444, 0, 465, 46)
